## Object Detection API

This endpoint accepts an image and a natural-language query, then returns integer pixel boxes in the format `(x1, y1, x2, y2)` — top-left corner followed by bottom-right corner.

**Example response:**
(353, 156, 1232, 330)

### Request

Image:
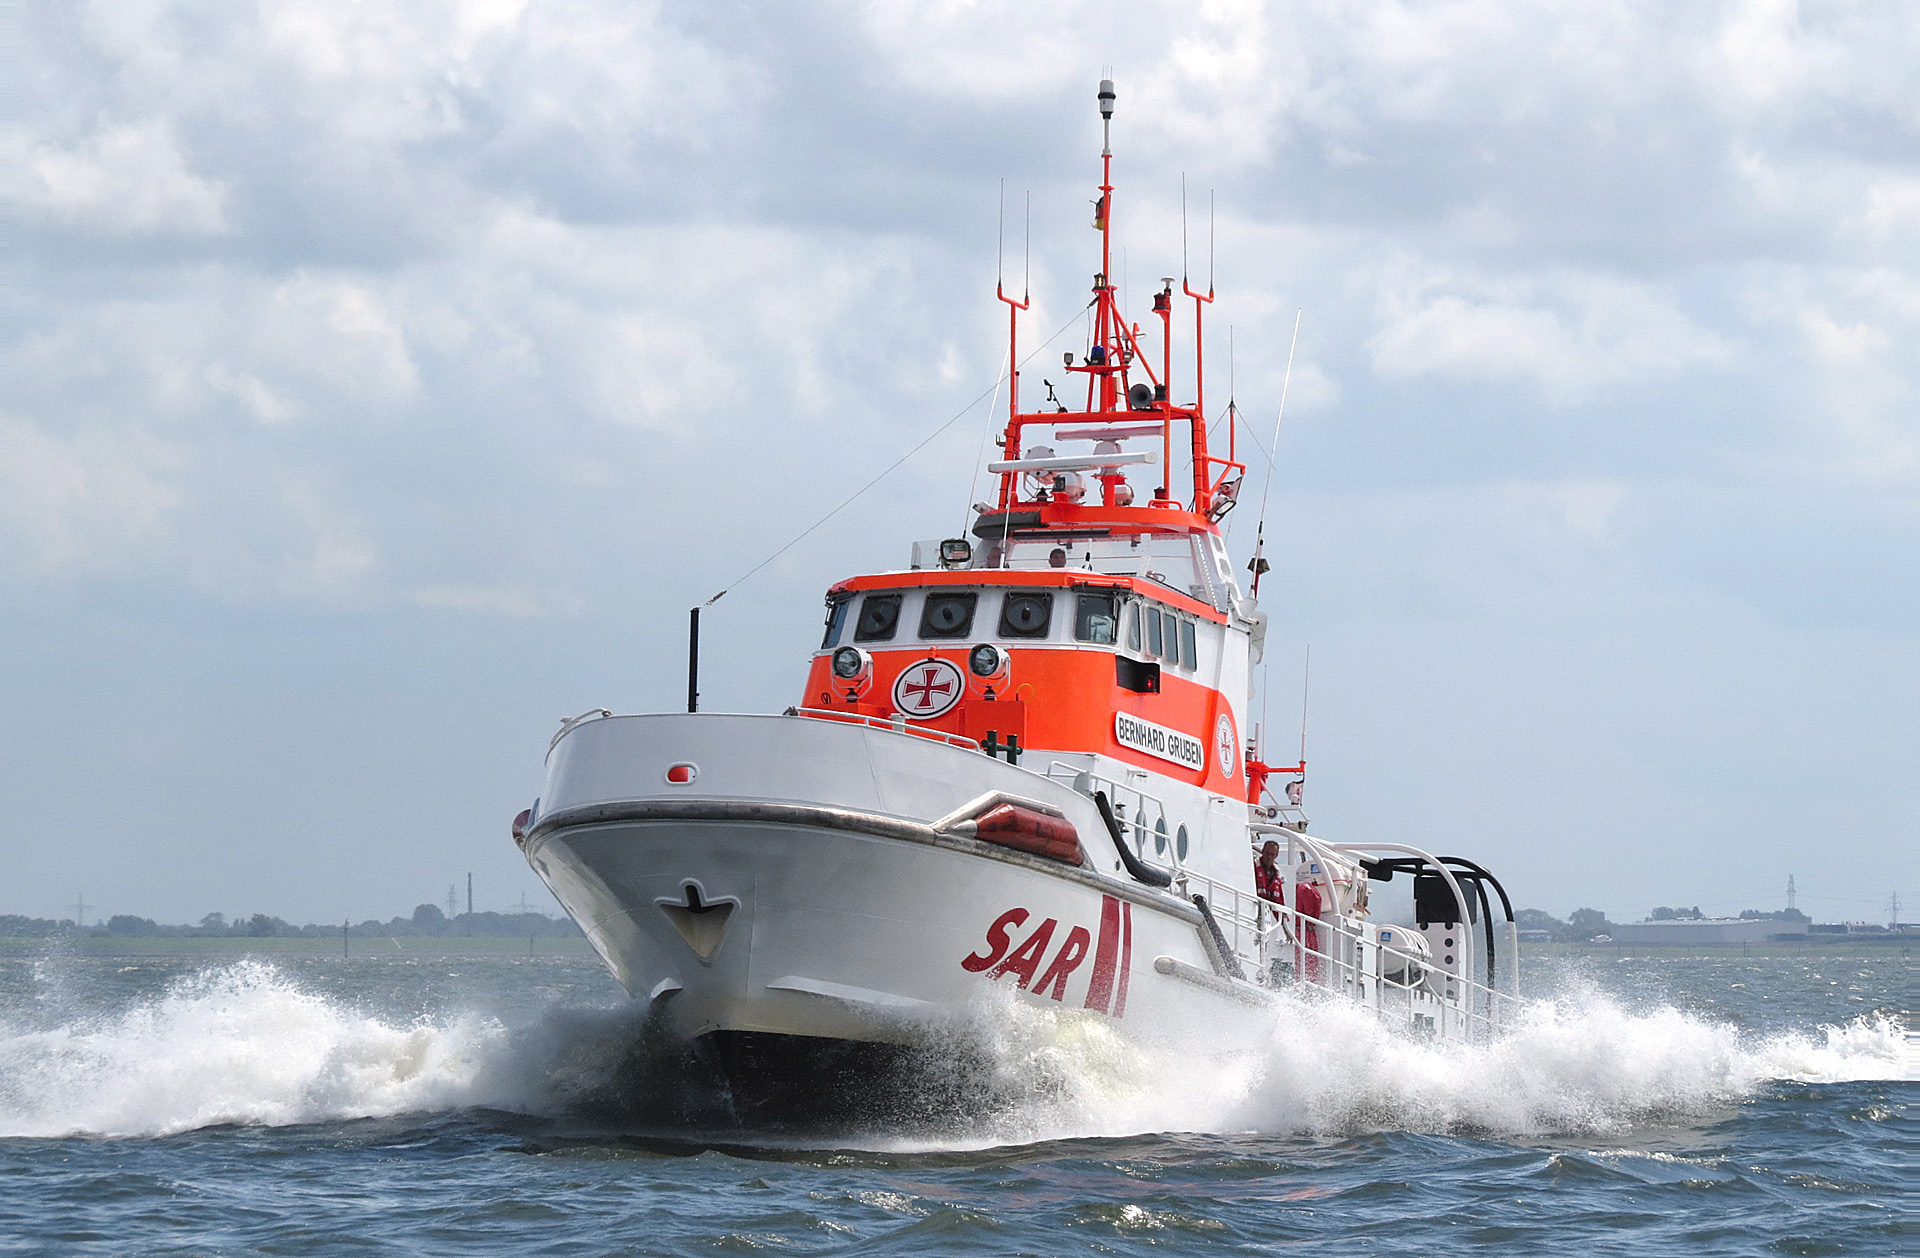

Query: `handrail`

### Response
(1275, 832, 1479, 1016)
(929, 790, 1067, 833)
(788, 706, 982, 751)
(1047, 761, 1171, 866)
(1220, 830, 1523, 1041)
(1321, 839, 1510, 1017)
(1250, 892, 1520, 1039)
(549, 708, 612, 754)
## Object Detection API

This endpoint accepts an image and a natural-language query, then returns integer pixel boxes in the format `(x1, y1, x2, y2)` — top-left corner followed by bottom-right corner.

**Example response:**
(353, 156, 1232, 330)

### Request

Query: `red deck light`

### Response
(665, 763, 698, 785)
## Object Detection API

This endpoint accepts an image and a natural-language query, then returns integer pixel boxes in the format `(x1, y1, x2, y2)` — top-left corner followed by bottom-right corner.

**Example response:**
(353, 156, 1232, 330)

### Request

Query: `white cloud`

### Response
(205, 364, 297, 425)
(259, 275, 421, 403)
(0, 418, 180, 572)
(1366, 266, 1730, 404)
(1798, 307, 1890, 364)
(1856, 176, 1920, 243)
(12, 119, 227, 235)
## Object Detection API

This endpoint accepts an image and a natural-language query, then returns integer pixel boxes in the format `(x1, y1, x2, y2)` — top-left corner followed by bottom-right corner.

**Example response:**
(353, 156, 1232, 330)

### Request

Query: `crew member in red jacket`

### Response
(1254, 842, 1325, 983)
(1254, 841, 1285, 905)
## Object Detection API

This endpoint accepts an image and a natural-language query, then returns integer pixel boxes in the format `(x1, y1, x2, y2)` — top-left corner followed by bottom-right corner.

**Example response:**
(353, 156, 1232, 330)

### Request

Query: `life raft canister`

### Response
(971, 803, 1084, 865)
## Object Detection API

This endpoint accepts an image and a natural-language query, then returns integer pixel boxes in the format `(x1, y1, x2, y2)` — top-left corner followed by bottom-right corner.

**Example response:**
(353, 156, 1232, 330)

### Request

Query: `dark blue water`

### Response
(1, 949, 1908, 1256)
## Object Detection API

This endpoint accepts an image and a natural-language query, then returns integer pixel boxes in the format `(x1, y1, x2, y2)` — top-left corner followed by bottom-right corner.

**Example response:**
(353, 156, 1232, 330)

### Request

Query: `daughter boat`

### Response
(513, 81, 1522, 1097)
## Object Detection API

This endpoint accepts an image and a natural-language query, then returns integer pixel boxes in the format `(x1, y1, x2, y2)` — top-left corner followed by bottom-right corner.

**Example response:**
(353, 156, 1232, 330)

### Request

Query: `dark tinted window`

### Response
(1125, 604, 1141, 651)
(999, 591, 1053, 638)
(821, 596, 851, 649)
(854, 593, 902, 641)
(1074, 592, 1117, 644)
(1147, 606, 1164, 657)
(1179, 618, 1197, 669)
(919, 591, 977, 638)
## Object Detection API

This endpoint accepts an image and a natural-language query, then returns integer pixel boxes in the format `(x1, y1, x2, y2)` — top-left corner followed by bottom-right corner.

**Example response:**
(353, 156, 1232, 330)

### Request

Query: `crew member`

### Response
(1254, 841, 1284, 906)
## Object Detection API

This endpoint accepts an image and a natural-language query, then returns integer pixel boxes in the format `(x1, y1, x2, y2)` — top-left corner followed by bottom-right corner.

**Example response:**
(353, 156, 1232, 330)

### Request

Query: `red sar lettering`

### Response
(960, 910, 1093, 1003)
(960, 908, 1029, 972)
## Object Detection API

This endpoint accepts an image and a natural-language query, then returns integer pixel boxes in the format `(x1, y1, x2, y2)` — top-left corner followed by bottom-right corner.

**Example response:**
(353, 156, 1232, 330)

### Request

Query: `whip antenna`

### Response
(1298, 644, 1311, 766)
(1248, 309, 1301, 595)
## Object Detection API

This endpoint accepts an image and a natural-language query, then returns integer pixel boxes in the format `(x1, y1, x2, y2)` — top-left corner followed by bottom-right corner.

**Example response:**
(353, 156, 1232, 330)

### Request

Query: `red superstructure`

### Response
(802, 79, 1297, 807)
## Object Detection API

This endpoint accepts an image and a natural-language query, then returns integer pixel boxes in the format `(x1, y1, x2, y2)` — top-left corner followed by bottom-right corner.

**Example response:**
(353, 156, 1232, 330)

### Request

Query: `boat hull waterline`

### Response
(523, 713, 1276, 1051)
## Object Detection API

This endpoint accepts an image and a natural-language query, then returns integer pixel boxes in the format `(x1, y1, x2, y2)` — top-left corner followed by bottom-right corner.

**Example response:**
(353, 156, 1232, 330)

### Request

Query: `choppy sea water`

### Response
(0, 947, 1908, 1256)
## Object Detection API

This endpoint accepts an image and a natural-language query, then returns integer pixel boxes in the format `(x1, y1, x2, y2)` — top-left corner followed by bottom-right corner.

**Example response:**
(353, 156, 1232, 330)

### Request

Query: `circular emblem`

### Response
(892, 658, 964, 719)
(1216, 713, 1238, 778)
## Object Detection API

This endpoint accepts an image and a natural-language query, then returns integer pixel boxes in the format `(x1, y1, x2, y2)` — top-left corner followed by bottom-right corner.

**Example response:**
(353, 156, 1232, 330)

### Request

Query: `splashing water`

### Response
(0, 961, 510, 1138)
(0, 961, 1903, 1142)
(895, 981, 1908, 1148)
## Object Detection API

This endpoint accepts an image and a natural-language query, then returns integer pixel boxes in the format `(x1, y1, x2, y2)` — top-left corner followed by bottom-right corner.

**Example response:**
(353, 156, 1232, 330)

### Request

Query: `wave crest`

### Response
(0, 962, 1902, 1141)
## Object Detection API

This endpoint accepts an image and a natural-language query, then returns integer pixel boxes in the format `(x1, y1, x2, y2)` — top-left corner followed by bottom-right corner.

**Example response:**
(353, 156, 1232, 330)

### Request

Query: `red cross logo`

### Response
(893, 658, 963, 718)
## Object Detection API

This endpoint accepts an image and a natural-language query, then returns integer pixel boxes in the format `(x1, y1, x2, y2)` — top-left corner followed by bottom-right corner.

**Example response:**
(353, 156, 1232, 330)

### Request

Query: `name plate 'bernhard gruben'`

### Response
(1113, 712, 1206, 771)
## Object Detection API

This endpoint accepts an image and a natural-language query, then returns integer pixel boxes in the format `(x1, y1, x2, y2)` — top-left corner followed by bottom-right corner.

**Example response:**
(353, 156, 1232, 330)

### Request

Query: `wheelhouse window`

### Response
(919, 590, 977, 638)
(1147, 606, 1164, 657)
(1074, 592, 1117, 644)
(1125, 604, 1142, 652)
(1179, 618, 1197, 670)
(821, 595, 851, 649)
(999, 590, 1053, 638)
(854, 592, 902, 642)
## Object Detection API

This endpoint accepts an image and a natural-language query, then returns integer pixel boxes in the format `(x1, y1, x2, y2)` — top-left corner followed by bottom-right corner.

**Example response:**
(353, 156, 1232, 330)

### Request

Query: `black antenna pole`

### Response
(687, 607, 701, 713)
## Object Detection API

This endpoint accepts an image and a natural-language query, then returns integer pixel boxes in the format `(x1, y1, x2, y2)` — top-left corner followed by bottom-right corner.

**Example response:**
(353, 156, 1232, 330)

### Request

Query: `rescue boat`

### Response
(513, 81, 1523, 1111)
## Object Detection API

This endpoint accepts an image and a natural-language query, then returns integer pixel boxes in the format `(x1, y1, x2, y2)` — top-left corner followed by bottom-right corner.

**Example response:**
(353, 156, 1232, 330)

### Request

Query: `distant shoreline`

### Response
(0, 935, 1904, 961)
(0, 935, 599, 958)
(1514, 938, 1912, 956)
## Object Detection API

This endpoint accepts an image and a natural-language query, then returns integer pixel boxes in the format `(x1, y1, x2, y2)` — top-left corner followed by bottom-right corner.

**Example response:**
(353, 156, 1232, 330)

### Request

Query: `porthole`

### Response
(1176, 824, 1189, 862)
(1154, 816, 1168, 856)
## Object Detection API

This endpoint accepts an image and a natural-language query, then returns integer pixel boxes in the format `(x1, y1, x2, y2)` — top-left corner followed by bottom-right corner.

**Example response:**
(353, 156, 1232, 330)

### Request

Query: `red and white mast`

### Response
(991, 79, 1243, 525)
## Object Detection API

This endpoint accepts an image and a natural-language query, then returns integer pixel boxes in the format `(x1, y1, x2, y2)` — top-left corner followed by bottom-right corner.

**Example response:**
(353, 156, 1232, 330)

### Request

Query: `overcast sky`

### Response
(5, 0, 1914, 927)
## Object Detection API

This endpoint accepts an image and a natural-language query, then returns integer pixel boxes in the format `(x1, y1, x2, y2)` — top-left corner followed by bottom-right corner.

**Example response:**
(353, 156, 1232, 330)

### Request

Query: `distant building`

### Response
(1515, 929, 1554, 944)
(1610, 917, 1809, 945)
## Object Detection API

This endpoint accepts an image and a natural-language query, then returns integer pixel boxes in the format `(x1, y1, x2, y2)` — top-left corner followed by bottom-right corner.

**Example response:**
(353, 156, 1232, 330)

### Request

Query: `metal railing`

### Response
(787, 706, 983, 751)
(1043, 761, 1173, 866)
(1243, 893, 1521, 1042)
(1220, 826, 1524, 1042)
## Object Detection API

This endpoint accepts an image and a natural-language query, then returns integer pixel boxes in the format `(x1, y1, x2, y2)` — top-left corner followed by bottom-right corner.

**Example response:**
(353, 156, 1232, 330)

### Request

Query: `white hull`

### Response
(522, 713, 1274, 1049)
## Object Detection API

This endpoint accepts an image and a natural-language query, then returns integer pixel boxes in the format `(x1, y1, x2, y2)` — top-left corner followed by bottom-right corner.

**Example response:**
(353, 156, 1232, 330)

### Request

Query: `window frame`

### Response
(918, 590, 979, 639)
(1073, 591, 1118, 645)
(998, 590, 1054, 639)
(821, 595, 852, 649)
(853, 592, 903, 642)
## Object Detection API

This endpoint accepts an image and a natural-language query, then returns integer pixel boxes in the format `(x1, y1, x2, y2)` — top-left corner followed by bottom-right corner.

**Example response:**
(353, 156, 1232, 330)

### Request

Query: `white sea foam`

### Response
(0, 961, 513, 1138)
(0, 962, 1904, 1141)
(916, 982, 1909, 1146)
